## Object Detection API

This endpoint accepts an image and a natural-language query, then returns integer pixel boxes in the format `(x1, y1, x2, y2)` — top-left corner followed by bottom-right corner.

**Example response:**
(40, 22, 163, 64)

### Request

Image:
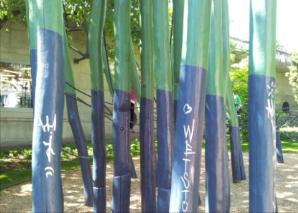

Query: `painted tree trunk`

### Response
(139, 0, 156, 212)
(153, 0, 174, 211)
(172, 0, 184, 117)
(25, 0, 37, 106)
(169, 1, 212, 212)
(205, 1, 230, 211)
(64, 33, 93, 206)
(112, 0, 132, 212)
(30, 0, 65, 211)
(102, 38, 114, 96)
(248, 0, 277, 212)
(222, 0, 246, 183)
(88, 0, 107, 211)
(129, 39, 141, 103)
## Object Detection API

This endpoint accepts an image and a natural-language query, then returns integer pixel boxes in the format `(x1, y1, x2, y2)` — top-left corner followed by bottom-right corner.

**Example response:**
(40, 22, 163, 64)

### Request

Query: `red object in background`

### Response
(130, 87, 137, 103)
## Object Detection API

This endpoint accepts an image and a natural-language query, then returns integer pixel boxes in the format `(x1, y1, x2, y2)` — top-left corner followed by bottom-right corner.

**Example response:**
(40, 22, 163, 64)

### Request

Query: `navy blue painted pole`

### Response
(169, 1, 212, 212)
(248, 0, 277, 212)
(222, 0, 246, 183)
(31, 0, 65, 211)
(205, 0, 230, 211)
(276, 129, 284, 163)
(112, 0, 132, 211)
(153, 0, 174, 211)
(25, 0, 37, 107)
(139, 0, 156, 211)
(64, 33, 93, 206)
(88, 0, 107, 211)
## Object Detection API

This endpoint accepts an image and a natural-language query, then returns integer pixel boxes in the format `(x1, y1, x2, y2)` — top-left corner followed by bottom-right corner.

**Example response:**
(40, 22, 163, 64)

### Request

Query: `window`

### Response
(0, 62, 32, 108)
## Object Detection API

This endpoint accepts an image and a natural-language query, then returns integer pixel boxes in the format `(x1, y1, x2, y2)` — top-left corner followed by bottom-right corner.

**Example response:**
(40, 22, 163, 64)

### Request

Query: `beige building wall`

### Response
(0, 21, 113, 148)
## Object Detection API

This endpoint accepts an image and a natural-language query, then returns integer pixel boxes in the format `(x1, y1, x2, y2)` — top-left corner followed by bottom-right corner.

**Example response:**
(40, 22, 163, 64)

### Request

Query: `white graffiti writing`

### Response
(38, 114, 57, 178)
(44, 166, 54, 178)
(266, 81, 276, 129)
(180, 117, 195, 212)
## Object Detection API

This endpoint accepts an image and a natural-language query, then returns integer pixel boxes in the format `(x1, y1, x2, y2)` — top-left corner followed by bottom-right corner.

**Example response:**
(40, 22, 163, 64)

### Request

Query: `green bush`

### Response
(230, 67, 248, 140)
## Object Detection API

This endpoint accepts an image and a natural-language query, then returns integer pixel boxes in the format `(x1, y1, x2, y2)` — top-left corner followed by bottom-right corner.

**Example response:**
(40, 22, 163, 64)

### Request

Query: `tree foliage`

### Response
(0, 0, 141, 56)
(286, 53, 298, 103)
(230, 67, 249, 140)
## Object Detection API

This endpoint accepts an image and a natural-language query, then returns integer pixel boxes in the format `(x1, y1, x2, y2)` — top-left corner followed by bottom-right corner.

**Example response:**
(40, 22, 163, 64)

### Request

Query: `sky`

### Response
(229, 0, 298, 52)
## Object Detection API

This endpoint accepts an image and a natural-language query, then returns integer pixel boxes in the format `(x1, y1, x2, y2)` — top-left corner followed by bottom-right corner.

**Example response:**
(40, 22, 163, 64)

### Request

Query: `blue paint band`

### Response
(205, 95, 230, 212)
(32, 29, 64, 212)
(112, 173, 131, 213)
(229, 126, 246, 182)
(248, 74, 276, 212)
(65, 94, 93, 206)
(170, 65, 206, 212)
(91, 89, 106, 211)
(276, 130, 284, 163)
(112, 90, 131, 212)
(156, 89, 174, 212)
(140, 97, 156, 212)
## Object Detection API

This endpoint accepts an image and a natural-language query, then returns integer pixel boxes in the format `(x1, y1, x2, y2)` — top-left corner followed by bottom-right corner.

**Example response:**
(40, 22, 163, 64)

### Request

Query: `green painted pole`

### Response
(170, 0, 212, 211)
(88, 0, 107, 211)
(153, 0, 174, 211)
(129, 39, 141, 102)
(172, 0, 184, 113)
(25, 0, 37, 106)
(112, 0, 132, 211)
(222, 0, 246, 183)
(30, 0, 65, 211)
(64, 33, 93, 206)
(102, 37, 114, 95)
(205, 0, 230, 211)
(139, 0, 156, 211)
(248, 0, 277, 211)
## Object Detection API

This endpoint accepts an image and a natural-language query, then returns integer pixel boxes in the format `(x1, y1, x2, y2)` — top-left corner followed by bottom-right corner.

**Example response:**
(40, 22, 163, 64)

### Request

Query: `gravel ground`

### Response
(1, 153, 297, 212)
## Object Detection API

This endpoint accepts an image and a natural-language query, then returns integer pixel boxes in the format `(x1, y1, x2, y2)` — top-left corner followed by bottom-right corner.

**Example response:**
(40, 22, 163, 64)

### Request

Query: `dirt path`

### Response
(1, 153, 298, 212)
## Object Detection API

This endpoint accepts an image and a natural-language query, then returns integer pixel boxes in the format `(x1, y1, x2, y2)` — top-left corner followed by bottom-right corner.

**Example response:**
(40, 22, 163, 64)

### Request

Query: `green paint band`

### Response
(88, 0, 106, 91)
(248, 0, 277, 78)
(207, 0, 225, 97)
(172, 0, 184, 99)
(153, 0, 173, 92)
(129, 39, 141, 102)
(114, 0, 131, 93)
(182, 1, 211, 69)
(140, 0, 154, 99)
(64, 33, 76, 95)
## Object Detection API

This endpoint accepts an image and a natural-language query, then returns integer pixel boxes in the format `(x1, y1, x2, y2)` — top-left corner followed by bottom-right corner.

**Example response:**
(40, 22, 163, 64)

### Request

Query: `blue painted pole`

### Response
(64, 33, 93, 206)
(169, 1, 212, 212)
(205, 0, 230, 211)
(276, 129, 284, 163)
(222, 0, 246, 183)
(153, 0, 174, 211)
(248, 0, 277, 211)
(139, 0, 156, 211)
(112, 0, 132, 211)
(30, 0, 65, 211)
(172, 0, 184, 117)
(88, 0, 107, 211)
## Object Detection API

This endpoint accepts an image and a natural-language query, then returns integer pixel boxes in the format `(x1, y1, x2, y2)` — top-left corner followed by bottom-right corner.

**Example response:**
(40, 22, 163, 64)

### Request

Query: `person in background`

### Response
(130, 87, 137, 129)
(233, 93, 242, 115)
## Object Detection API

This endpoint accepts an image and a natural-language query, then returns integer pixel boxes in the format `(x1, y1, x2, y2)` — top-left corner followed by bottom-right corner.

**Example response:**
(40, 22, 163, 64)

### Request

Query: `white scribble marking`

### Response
(45, 166, 54, 178)
(183, 104, 192, 114)
(180, 118, 195, 212)
(38, 115, 56, 132)
(43, 133, 55, 163)
(38, 114, 57, 177)
(266, 81, 276, 129)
